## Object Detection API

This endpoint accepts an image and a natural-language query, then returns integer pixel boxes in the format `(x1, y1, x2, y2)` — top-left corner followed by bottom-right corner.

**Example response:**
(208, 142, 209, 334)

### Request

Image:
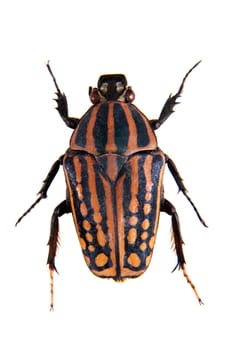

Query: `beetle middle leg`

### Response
(47, 200, 71, 310)
(16, 155, 64, 225)
(161, 198, 203, 304)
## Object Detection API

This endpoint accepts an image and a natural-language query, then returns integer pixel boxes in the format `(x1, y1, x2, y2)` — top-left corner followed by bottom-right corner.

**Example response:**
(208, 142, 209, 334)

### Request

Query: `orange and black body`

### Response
(63, 101, 165, 279)
(16, 62, 207, 308)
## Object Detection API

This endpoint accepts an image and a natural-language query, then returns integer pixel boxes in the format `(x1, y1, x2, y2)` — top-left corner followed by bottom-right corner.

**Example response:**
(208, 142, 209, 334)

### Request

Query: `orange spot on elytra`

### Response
(149, 236, 156, 249)
(143, 203, 151, 215)
(85, 233, 93, 242)
(127, 253, 141, 268)
(141, 231, 148, 240)
(139, 242, 147, 251)
(83, 220, 91, 231)
(145, 192, 152, 201)
(80, 202, 88, 217)
(79, 238, 86, 250)
(127, 228, 137, 244)
(129, 215, 138, 226)
(129, 197, 139, 213)
(88, 245, 95, 252)
(141, 219, 150, 230)
(95, 253, 108, 267)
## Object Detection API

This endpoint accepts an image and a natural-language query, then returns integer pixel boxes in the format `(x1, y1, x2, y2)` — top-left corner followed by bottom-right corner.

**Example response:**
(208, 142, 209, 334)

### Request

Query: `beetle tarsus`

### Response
(161, 199, 203, 304)
(151, 61, 201, 130)
(166, 154, 207, 227)
(47, 200, 71, 309)
(15, 196, 43, 226)
(49, 269, 55, 311)
(181, 263, 204, 305)
(54, 91, 69, 118)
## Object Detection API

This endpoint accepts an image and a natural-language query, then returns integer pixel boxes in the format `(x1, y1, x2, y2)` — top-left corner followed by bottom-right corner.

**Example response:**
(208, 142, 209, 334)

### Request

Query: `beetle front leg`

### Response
(46, 62, 79, 129)
(161, 198, 203, 304)
(47, 200, 71, 310)
(165, 154, 207, 227)
(16, 156, 64, 225)
(150, 61, 201, 130)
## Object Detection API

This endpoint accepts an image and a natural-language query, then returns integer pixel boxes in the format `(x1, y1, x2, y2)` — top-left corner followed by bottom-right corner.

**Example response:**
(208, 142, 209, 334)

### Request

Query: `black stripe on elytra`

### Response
(128, 104, 150, 147)
(93, 162, 113, 268)
(79, 154, 112, 271)
(114, 103, 129, 153)
(122, 153, 164, 271)
(148, 153, 164, 229)
(123, 155, 146, 271)
(64, 154, 112, 271)
(93, 103, 108, 154)
(136, 155, 155, 264)
(112, 183, 121, 279)
(64, 155, 95, 246)
(72, 155, 94, 238)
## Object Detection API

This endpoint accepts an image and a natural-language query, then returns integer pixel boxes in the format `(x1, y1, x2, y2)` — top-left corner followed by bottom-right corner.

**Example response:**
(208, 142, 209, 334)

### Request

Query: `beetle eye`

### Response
(116, 81, 125, 94)
(100, 82, 108, 95)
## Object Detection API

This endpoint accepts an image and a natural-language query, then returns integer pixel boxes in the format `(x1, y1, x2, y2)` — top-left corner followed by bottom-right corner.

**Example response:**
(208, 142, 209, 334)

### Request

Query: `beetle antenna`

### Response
(46, 61, 62, 95)
(15, 196, 43, 226)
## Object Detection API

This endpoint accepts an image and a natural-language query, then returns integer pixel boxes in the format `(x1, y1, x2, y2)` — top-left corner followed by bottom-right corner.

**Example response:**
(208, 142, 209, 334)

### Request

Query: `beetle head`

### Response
(89, 74, 135, 104)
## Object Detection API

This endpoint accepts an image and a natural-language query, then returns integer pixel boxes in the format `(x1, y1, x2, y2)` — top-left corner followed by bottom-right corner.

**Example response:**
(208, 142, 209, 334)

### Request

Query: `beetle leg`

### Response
(161, 199, 203, 304)
(150, 61, 201, 130)
(15, 156, 64, 225)
(165, 154, 207, 227)
(53, 91, 79, 129)
(47, 200, 71, 310)
(46, 62, 79, 129)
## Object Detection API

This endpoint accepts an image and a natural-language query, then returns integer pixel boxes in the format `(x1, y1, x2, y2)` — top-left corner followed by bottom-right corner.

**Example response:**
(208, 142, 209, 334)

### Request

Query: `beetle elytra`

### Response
(16, 61, 207, 309)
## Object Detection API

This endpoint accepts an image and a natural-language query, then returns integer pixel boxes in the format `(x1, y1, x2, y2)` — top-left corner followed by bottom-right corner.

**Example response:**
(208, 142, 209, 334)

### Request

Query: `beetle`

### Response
(16, 61, 207, 309)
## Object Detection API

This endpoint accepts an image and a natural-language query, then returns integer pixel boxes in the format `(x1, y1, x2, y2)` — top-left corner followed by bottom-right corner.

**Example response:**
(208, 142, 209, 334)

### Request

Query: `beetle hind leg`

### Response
(161, 198, 203, 304)
(47, 200, 71, 309)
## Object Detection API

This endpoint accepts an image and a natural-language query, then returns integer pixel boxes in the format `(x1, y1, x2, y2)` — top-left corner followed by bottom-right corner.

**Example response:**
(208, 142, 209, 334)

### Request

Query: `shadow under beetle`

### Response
(16, 61, 207, 309)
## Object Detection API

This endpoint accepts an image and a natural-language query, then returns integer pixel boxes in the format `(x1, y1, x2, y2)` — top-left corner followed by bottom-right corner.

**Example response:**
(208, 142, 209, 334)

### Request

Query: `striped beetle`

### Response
(16, 61, 207, 308)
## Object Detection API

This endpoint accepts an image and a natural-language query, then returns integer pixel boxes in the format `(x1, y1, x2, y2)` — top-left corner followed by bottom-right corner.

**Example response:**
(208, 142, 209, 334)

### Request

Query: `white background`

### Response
(1, 0, 232, 349)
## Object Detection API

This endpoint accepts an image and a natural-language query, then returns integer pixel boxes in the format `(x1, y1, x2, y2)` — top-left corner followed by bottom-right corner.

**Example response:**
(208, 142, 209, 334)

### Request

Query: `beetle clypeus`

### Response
(16, 61, 207, 309)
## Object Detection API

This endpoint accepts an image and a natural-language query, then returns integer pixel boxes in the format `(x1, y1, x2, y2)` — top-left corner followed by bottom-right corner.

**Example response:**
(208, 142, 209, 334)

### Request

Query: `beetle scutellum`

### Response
(16, 61, 207, 309)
